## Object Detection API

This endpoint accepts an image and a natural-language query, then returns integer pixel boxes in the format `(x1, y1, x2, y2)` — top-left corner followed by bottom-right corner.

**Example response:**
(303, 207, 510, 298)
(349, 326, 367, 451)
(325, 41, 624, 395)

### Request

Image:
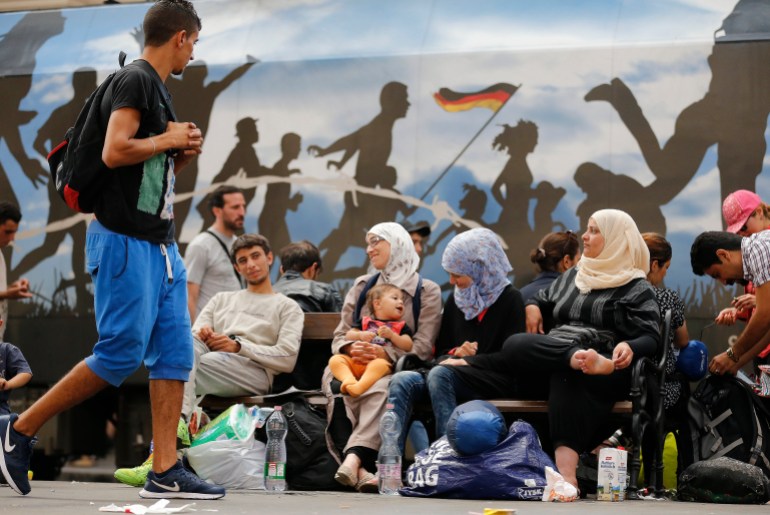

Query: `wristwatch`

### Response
(726, 347, 739, 363)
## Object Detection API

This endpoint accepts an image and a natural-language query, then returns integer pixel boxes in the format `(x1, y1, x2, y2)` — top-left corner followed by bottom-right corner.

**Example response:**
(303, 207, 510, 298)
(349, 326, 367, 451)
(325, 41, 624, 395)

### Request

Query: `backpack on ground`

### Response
(47, 52, 126, 214)
(679, 375, 770, 478)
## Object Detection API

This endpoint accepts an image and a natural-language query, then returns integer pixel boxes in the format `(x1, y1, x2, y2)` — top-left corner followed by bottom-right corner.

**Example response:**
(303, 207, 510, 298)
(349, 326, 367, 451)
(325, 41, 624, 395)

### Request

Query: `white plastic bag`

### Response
(186, 437, 266, 490)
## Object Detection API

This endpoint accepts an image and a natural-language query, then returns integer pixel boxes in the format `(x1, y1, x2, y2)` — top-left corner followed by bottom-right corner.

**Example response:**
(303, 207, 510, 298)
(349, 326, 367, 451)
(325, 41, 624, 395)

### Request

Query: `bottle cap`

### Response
(617, 446, 625, 450)
(274, 405, 282, 411)
(386, 403, 395, 409)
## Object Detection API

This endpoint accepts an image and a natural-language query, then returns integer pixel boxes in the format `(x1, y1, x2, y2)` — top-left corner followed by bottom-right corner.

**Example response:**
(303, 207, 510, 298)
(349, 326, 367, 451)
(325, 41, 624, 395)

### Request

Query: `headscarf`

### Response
(367, 222, 420, 290)
(574, 209, 649, 294)
(441, 228, 512, 320)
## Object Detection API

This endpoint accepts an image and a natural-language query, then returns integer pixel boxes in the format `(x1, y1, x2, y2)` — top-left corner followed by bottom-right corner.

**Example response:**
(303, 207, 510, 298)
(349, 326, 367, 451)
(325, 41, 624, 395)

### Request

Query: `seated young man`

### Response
(182, 233, 304, 416)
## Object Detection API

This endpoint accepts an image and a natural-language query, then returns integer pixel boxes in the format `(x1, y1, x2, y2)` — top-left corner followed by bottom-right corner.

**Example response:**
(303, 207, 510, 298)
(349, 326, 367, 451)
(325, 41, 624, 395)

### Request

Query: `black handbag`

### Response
(256, 395, 342, 490)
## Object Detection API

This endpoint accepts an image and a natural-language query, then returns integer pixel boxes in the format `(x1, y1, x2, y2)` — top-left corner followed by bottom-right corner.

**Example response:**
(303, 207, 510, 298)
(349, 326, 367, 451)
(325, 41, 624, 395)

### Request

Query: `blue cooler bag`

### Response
(400, 420, 554, 500)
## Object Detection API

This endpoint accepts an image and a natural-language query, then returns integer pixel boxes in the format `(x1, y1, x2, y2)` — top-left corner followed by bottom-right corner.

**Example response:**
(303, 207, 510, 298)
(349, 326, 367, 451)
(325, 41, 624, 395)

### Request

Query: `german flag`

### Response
(433, 83, 518, 113)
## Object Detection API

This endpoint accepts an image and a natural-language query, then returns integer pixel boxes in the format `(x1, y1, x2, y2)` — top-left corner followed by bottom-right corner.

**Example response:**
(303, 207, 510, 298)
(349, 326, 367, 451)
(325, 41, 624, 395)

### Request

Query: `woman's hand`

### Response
(525, 304, 544, 334)
(348, 341, 387, 365)
(715, 307, 737, 326)
(612, 342, 633, 370)
(441, 358, 468, 367)
(453, 341, 478, 357)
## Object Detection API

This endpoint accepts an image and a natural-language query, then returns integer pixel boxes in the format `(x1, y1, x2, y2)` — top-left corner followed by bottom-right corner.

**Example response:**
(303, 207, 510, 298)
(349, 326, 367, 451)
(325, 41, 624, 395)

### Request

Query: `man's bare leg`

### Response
(13, 361, 108, 437)
(149, 379, 184, 473)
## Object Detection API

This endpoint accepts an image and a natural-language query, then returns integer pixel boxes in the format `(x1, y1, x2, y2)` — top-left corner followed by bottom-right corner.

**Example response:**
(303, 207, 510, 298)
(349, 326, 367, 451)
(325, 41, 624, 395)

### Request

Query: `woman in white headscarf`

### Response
(444, 209, 661, 492)
(326, 222, 442, 492)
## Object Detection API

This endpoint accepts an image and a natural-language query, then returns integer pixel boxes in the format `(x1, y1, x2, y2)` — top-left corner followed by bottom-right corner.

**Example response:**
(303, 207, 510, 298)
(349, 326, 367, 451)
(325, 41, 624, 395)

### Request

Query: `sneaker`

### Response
(140, 460, 225, 500)
(114, 453, 153, 487)
(0, 413, 36, 495)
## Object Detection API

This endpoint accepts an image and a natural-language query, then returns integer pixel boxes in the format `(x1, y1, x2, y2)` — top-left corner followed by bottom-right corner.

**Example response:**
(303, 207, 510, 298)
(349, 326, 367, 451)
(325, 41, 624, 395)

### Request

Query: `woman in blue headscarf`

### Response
(388, 227, 528, 451)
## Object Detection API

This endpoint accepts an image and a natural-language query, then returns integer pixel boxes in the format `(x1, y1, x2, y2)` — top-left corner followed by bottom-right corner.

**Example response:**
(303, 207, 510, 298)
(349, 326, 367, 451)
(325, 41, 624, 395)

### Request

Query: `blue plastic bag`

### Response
(400, 419, 554, 500)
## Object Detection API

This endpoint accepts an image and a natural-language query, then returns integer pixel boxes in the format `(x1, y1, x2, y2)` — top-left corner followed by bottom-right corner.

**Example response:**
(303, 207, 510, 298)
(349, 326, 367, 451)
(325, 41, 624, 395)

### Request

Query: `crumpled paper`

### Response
(99, 499, 196, 514)
(541, 466, 578, 502)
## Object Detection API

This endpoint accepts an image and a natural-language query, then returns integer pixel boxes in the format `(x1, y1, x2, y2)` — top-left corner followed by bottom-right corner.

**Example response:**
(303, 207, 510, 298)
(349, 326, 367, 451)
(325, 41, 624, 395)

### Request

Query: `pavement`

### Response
(0, 481, 767, 515)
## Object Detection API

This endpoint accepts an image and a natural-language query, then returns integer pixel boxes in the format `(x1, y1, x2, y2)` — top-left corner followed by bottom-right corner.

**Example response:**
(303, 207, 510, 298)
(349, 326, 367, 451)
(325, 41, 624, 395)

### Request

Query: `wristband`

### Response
(726, 347, 739, 363)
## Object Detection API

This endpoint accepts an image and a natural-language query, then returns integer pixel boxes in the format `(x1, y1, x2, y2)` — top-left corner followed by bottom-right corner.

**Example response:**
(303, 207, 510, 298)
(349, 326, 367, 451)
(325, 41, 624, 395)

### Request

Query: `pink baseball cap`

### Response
(723, 190, 761, 233)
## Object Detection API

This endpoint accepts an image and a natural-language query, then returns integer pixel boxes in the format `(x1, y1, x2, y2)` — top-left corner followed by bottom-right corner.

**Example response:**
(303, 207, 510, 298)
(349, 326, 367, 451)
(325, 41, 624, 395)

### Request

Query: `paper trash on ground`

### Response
(99, 499, 196, 514)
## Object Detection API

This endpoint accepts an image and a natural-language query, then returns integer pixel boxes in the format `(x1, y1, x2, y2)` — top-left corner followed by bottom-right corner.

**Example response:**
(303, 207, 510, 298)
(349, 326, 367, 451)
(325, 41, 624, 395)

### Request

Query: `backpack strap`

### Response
(133, 59, 177, 122)
(353, 273, 423, 332)
(205, 230, 242, 287)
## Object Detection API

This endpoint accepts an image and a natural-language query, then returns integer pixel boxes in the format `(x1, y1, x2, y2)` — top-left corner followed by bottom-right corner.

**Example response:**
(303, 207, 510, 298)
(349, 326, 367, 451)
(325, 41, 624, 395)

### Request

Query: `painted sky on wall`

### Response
(0, 0, 760, 303)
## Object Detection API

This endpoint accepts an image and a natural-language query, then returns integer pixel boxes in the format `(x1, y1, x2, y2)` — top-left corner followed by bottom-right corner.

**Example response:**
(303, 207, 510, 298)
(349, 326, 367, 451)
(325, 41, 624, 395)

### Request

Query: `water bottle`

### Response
(377, 403, 402, 495)
(264, 405, 288, 492)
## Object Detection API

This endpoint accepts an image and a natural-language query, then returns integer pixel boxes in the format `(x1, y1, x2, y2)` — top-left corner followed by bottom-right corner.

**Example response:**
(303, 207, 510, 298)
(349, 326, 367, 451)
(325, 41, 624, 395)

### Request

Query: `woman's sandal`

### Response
(334, 465, 358, 488)
(355, 472, 379, 493)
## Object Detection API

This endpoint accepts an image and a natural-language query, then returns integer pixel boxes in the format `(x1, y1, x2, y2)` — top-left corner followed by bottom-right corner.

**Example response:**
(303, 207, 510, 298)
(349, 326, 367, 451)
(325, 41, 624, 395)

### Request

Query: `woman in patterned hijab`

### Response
(441, 228, 512, 320)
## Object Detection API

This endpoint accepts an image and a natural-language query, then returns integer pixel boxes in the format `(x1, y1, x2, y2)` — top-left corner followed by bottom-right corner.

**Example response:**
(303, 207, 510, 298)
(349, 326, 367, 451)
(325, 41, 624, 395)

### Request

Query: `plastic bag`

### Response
(400, 419, 554, 500)
(186, 436, 266, 490)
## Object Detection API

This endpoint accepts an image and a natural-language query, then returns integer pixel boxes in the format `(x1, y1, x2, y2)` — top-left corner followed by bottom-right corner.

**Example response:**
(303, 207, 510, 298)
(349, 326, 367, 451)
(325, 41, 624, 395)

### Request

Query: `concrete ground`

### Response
(0, 481, 766, 515)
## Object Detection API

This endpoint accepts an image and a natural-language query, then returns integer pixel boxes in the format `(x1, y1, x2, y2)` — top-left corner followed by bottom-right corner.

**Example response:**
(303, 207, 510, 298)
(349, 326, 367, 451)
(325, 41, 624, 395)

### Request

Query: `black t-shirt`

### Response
(94, 60, 176, 244)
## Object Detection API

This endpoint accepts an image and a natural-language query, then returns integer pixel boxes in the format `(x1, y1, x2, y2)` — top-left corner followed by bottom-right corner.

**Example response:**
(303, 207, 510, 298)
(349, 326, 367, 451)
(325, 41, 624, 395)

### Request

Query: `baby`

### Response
(330, 284, 413, 397)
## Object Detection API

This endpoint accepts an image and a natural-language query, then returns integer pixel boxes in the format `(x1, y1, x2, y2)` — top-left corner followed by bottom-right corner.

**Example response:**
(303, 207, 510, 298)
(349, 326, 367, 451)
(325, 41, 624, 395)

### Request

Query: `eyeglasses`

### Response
(366, 235, 384, 248)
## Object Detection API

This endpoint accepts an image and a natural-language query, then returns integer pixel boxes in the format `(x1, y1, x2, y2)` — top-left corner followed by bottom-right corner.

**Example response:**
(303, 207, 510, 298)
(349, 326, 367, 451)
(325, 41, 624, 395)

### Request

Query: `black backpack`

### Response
(255, 396, 343, 491)
(47, 54, 175, 214)
(47, 52, 126, 214)
(679, 375, 770, 478)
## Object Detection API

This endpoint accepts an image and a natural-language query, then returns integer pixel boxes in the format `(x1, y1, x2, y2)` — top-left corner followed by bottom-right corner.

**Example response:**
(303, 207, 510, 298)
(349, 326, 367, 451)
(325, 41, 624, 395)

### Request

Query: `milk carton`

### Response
(596, 447, 628, 501)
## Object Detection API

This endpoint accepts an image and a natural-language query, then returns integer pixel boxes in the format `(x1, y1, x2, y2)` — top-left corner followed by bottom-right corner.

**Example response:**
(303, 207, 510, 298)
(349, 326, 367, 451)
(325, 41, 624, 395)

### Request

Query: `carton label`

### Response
(596, 448, 628, 501)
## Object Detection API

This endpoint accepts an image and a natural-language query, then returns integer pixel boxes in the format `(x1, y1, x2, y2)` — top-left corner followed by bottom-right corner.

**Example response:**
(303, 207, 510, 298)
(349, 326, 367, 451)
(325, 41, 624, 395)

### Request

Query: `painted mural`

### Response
(1, 0, 768, 351)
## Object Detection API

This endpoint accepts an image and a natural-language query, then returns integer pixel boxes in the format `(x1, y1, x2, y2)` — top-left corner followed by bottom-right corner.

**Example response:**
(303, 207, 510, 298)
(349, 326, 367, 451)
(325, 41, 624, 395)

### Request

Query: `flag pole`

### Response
(419, 92, 516, 201)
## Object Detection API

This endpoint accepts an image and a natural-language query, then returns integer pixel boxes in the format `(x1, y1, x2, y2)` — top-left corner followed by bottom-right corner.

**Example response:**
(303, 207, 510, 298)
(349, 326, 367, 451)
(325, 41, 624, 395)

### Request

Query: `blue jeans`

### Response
(427, 365, 480, 438)
(387, 371, 428, 454)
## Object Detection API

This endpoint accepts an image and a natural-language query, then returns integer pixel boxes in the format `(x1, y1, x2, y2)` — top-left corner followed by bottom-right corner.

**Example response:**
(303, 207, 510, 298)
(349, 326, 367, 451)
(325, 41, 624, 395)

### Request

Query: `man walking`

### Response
(0, 0, 224, 499)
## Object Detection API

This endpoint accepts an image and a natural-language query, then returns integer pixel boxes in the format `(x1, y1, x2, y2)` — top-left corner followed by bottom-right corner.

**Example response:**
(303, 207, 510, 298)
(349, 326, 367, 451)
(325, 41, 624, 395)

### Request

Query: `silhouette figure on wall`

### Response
(320, 165, 415, 279)
(428, 183, 488, 256)
(308, 81, 411, 274)
(533, 181, 567, 235)
(199, 117, 270, 229)
(9, 69, 96, 313)
(574, 161, 666, 235)
(257, 132, 304, 256)
(584, 0, 770, 208)
(0, 11, 64, 210)
(490, 120, 539, 277)
(168, 60, 256, 242)
(131, 26, 257, 242)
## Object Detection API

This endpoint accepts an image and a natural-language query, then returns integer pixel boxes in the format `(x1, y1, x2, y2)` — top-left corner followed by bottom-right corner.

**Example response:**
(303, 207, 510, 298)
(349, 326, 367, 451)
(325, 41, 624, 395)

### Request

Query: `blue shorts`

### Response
(84, 221, 192, 386)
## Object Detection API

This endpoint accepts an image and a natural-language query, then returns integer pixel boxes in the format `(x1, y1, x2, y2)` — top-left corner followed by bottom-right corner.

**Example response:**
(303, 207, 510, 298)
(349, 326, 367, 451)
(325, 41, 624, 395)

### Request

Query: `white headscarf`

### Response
(574, 209, 649, 294)
(367, 222, 420, 290)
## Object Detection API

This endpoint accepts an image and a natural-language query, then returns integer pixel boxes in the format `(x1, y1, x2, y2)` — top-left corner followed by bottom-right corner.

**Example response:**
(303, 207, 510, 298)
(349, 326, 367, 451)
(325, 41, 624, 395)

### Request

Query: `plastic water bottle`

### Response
(264, 405, 288, 492)
(377, 403, 402, 495)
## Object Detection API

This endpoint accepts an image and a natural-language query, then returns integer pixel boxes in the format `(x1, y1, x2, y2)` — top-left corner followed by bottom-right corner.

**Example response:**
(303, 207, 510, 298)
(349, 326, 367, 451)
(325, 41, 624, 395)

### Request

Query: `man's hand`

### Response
(732, 294, 757, 312)
(0, 378, 6, 391)
(165, 121, 203, 152)
(715, 307, 737, 325)
(453, 341, 478, 358)
(204, 334, 240, 353)
(441, 358, 468, 367)
(709, 351, 740, 376)
(5, 279, 32, 300)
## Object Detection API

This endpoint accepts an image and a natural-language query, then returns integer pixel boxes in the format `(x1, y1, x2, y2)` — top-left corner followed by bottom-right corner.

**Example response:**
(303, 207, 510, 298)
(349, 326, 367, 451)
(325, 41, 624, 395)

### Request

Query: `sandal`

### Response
(355, 472, 379, 493)
(334, 465, 358, 488)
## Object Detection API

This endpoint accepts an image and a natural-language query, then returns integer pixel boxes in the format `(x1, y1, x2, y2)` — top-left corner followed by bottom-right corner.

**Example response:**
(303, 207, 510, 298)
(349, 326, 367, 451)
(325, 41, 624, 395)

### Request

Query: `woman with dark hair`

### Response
(519, 230, 581, 302)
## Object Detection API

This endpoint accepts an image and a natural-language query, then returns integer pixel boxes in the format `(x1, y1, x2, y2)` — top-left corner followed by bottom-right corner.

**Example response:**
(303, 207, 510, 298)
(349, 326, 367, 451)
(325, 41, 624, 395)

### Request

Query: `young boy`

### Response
(0, 315, 32, 416)
(330, 284, 413, 397)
